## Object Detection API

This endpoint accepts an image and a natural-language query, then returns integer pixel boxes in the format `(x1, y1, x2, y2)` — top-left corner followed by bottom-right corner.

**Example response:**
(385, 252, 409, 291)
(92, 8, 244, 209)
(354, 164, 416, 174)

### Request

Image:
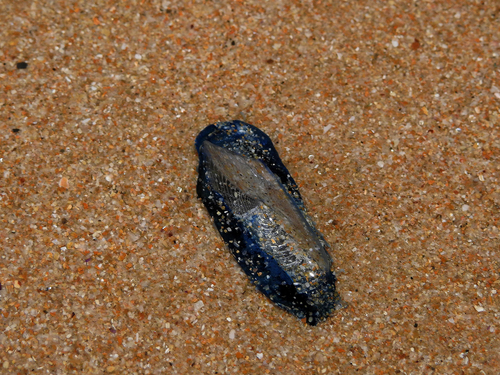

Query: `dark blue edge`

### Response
(195, 120, 340, 325)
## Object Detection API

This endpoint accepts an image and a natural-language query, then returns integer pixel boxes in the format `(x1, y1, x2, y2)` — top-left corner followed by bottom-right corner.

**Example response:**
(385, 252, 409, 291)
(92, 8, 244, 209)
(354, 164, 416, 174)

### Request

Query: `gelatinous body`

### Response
(195, 120, 341, 325)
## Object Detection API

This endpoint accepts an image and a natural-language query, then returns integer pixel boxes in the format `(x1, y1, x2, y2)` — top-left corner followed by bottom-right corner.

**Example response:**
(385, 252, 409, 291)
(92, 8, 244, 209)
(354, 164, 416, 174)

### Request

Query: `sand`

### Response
(1, 0, 499, 373)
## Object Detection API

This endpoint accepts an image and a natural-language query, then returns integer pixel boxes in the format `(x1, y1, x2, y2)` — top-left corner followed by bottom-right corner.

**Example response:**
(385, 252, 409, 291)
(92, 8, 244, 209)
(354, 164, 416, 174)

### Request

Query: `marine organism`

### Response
(195, 120, 342, 325)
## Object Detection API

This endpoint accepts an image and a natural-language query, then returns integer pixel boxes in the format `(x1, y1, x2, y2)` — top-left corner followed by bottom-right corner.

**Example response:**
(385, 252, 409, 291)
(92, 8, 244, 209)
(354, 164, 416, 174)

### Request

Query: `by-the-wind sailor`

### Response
(195, 120, 342, 325)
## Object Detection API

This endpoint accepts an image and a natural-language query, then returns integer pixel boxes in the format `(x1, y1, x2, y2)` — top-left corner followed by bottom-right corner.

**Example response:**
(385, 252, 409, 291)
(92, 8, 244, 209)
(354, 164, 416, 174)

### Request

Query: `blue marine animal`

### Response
(195, 120, 342, 325)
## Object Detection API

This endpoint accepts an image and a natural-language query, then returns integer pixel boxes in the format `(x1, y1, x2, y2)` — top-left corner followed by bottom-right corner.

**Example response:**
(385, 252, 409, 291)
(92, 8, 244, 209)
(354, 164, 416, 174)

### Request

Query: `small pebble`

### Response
(59, 177, 69, 189)
(193, 300, 204, 312)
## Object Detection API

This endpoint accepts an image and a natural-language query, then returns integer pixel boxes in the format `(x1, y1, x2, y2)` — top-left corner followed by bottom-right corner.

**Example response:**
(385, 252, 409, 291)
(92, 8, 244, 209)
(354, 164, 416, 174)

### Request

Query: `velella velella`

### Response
(195, 120, 342, 325)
